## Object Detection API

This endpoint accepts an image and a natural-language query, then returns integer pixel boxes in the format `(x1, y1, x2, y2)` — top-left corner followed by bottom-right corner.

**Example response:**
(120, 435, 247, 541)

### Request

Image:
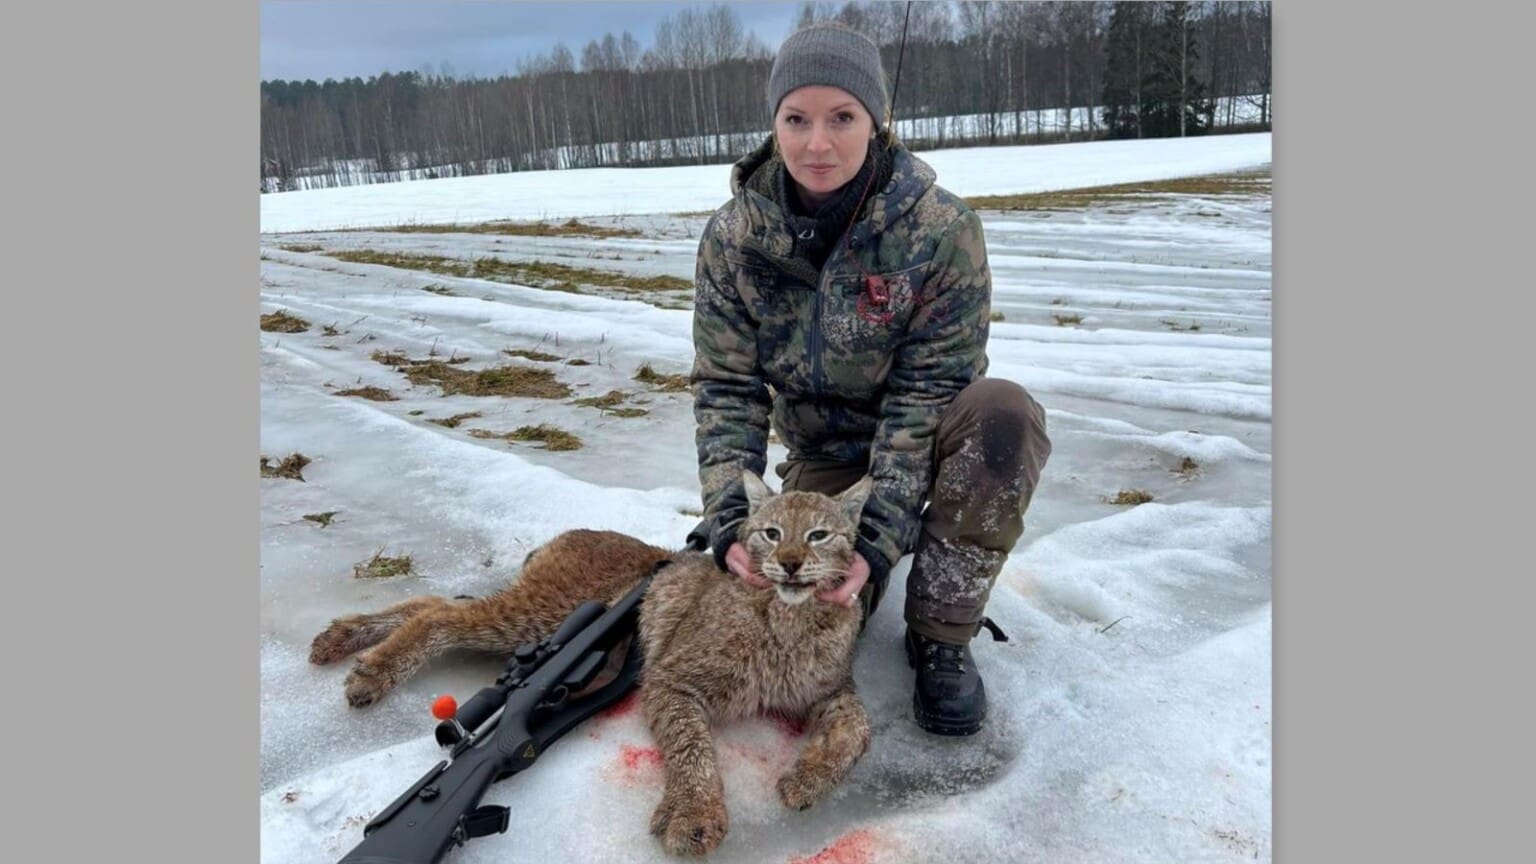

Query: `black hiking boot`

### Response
(904, 619, 1008, 736)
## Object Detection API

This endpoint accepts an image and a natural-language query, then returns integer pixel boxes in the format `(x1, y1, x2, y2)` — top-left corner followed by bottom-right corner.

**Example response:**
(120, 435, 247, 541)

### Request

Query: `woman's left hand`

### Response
(817, 553, 870, 608)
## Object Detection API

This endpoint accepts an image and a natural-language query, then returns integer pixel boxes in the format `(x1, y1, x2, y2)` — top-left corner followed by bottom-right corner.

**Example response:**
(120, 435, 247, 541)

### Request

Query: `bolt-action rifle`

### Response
(335, 576, 651, 864)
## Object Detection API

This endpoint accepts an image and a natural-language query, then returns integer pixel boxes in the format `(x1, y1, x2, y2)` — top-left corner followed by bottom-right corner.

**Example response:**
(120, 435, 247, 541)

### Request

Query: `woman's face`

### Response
(773, 86, 876, 208)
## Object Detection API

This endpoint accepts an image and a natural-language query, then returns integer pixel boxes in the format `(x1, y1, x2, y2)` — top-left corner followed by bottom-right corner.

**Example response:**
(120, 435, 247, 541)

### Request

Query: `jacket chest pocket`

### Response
(819, 268, 923, 383)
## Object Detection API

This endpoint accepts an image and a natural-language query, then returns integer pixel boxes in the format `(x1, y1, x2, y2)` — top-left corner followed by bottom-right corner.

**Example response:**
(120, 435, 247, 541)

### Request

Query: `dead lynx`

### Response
(309, 471, 874, 857)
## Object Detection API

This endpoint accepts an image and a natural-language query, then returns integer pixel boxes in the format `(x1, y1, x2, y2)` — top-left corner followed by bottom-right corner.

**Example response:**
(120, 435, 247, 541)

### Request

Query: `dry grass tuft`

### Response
(470, 424, 583, 451)
(421, 284, 458, 296)
(353, 549, 414, 579)
(634, 363, 690, 391)
(303, 511, 339, 527)
(606, 407, 649, 418)
(427, 411, 483, 428)
(335, 386, 398, 401)
(504, 348, 562, 362)
(260, 453, 311, 481)
(1161, 319, 1203, 332)
(261, 310, 310, 333)
(1053, 313, 1084, 326)
(1174, 456, 1200, 477)
(1104, 489, 1155, 506)
(566, 358, 592, 366)
(989, 311, 1006, 322)
(404, 362, 571, 398)
(572, 389, 629, 409)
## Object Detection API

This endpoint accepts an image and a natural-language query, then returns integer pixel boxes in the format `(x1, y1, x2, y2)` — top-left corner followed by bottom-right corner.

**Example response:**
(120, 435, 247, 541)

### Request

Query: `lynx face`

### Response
(739, 471, 873, 606)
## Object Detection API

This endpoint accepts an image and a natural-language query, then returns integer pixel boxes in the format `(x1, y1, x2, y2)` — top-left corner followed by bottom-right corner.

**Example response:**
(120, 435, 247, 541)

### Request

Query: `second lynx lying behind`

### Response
(310, 471, 874, 857)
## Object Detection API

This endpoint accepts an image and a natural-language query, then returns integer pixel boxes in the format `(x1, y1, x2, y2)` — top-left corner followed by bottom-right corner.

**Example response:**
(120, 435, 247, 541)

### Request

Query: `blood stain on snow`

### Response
(621, 744, 663, 771)
(788, 829, 879, 864)
(598, 690, 641, 720)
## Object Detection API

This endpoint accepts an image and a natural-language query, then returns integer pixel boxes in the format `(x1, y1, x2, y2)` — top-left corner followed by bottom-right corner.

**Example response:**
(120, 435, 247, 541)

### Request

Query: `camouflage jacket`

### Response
(691, 132, 991, 571)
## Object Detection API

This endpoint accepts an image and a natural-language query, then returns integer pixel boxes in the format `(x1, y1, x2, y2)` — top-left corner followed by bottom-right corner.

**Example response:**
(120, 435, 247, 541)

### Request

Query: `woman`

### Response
(686, 22, 1052, 737)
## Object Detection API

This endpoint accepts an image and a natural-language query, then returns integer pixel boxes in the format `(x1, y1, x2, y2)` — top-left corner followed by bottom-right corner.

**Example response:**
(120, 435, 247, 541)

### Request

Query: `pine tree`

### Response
(1101, 2, 1151, 139)
(1141, 2, 1215, 137)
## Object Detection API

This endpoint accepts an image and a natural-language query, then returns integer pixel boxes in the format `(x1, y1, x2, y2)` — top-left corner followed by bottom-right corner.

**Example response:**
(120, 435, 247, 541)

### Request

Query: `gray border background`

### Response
(10, 1, 1528, 860)
(11, 1, 257, 858)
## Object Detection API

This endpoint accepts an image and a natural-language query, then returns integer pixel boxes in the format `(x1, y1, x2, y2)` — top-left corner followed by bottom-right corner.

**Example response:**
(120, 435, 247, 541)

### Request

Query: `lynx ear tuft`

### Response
(837, 475, 874, 524)
(742, 471, 774, 514)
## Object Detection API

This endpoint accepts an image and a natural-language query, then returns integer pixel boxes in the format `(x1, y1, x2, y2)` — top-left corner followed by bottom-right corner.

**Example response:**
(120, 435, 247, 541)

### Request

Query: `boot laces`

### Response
(922, 639, 968, 675)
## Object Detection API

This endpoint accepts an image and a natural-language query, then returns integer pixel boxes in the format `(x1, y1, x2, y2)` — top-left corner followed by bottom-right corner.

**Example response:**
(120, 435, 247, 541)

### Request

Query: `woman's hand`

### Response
(725, 543, 869, 608)
(724, 542, 775, 589)
(816, 554, 869, 608)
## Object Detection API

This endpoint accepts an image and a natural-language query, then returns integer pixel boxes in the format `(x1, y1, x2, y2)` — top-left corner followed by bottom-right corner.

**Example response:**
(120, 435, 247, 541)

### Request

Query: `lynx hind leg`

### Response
(777, 688, 871, 811)
(309, 596, 453, 665)
(343, 596, 533, 708)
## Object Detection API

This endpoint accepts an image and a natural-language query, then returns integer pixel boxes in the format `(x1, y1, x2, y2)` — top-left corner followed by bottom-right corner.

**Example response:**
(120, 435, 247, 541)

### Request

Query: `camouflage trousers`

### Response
(776, 378, 1052, 644)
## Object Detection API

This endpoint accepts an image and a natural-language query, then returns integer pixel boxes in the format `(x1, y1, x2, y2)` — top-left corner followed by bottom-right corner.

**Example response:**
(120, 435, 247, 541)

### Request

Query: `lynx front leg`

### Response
(644, 687, 729, 857)
(776, 688, 871, 811)
(309, 596, 452, 665)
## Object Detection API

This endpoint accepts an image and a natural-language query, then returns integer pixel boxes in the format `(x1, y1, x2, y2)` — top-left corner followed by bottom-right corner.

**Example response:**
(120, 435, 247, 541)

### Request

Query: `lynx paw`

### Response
(652, 796, 728, 856)
(777, 769, 831, 811)
(309, 620, 367, 665)
(343, 661, 393, 708)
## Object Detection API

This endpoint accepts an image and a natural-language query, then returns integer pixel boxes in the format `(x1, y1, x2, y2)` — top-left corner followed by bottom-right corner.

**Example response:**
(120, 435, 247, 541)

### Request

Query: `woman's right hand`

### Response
(724, 542, 775, 589)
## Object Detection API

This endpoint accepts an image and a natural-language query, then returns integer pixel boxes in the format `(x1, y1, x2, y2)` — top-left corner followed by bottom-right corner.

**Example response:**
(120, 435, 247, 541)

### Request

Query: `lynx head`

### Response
(739, 470, 874, 606)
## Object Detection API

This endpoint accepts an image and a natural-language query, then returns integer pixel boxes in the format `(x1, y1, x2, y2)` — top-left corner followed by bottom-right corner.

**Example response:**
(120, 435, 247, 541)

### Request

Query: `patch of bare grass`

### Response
(1104, 489, 1155, 506)
(1161, 319, 1203, 332)
(353, 549, 413, 579)
(335, 386, 398, 401)
(260, 310, 310, 333)
(989, 311, 1006, 322)
(566, 358, 592, 366)
(573, 389, 628, 409)
(470, 424, 583, 451)
(634, 363, 690, 392)
(321, 323, 340, 336)
(427, 411, 483, 428)
(303, 511, 339, 527)
(421, 284, 458, 296)
(1173, 457, 1200, 478)
(504, 348, 562, 362)
(278, 243, 323, 253)
(373, 217, 642, 239)
(606, 408, 649, 418)
(1053, 313, 1084, 326)
(260, 453, 311, 481)
(323, 248, 688, 297)
(404, 362, 572, 398)
(966, 170, 1271, 212)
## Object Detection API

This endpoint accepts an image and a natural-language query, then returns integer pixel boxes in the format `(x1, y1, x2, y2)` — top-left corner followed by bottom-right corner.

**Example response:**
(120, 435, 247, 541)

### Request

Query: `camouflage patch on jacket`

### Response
(692, 132, 991, 567)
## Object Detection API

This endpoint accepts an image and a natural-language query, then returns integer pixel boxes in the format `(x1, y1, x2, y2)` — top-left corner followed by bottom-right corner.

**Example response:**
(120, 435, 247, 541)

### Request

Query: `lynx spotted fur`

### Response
(309, 472, 874, 856)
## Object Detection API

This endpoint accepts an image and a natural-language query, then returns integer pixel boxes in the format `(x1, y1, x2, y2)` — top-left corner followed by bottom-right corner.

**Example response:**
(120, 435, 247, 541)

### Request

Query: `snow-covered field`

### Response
(260, 132, 1273, 863)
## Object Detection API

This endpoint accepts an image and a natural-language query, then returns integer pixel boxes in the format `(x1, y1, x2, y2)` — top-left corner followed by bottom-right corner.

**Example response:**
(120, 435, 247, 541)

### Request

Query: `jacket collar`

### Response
(727, 131, 936, 255)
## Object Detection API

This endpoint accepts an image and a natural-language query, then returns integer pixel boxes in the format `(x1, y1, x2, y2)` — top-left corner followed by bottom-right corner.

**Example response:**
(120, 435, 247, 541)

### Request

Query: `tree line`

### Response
(261, 1, 1272, 192)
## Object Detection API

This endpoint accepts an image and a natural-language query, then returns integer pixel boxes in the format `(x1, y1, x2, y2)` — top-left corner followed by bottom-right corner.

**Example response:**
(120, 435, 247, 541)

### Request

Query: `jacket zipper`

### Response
(741, 236, 827, 395)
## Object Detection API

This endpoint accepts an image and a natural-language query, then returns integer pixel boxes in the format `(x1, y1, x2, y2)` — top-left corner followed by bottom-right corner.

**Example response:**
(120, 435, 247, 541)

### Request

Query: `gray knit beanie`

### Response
(766, 23, 888, 128)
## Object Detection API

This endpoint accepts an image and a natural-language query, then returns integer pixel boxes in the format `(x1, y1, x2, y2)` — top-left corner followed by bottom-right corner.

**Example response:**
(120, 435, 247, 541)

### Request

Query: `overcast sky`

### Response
(260, 1, 806, 82)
